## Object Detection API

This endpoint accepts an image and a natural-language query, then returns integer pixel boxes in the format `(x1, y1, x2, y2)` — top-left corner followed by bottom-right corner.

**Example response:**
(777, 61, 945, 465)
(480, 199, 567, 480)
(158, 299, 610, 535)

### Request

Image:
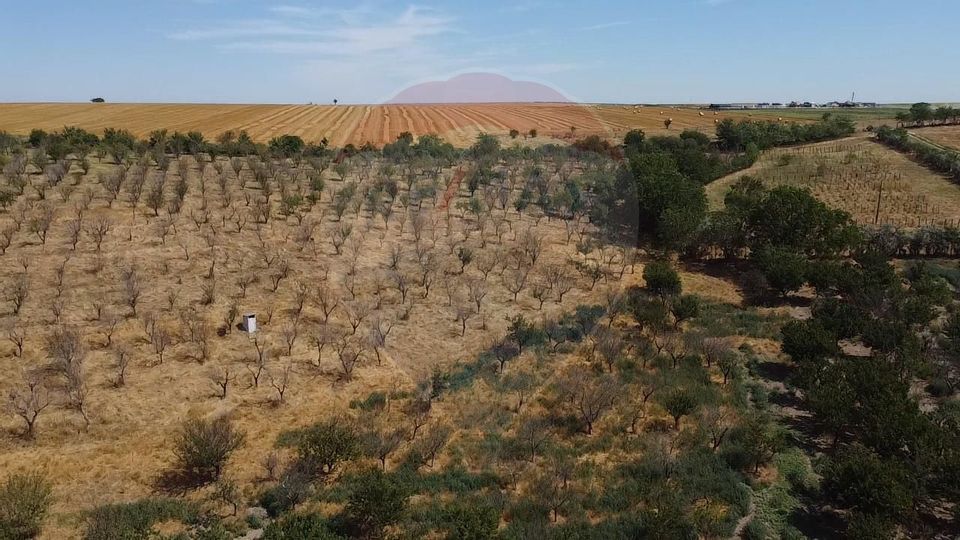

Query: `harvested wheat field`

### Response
(0, 103, 754, 148)
(707, 135, 960, 228)
(912, 124, 960, 151)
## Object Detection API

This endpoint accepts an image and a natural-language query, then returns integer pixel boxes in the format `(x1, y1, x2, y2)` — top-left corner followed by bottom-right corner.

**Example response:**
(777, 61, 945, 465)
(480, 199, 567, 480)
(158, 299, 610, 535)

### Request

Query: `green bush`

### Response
(0, 471, 52, 540)
(440, 499, 500, 540)
(84, 498, 196, 540)
(348, 392, 387, 411)
(342, 469, 410, 537)
(774, 448, 818, 492)
(259, 470, 312, 517)
(262, 512, 343, 539)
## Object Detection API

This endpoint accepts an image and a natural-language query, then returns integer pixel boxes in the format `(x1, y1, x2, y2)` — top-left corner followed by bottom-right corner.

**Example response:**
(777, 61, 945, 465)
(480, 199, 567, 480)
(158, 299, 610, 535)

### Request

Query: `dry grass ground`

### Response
(0, 150, 662, 537)
(707, 136, 960, 228)
(912, 124, 960, 151)
(0, 103, 756, 148)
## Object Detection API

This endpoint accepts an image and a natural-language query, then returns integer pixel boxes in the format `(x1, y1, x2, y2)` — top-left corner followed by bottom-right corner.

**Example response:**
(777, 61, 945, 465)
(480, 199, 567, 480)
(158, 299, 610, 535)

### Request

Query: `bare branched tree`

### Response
(269, 363, 292, 404)
(7, 374, 50, 439)
(86, 215, 111, 251)
(112, 346, 131, 387)
(335, 337, 364, 380)
(209, 365, 236, 399)
(8, 272, 29, 314)
(8, 327, 25, 358)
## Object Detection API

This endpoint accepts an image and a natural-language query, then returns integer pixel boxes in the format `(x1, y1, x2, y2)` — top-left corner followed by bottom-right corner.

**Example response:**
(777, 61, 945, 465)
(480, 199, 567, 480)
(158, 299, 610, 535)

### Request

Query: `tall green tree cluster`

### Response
(781, 255, 959, 537)
(701, 178, 861, 296)
(715, 114, 855, 152)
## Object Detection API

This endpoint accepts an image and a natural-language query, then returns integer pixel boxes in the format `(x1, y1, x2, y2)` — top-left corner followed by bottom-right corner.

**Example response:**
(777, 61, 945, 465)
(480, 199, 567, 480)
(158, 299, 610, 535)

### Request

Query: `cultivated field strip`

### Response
(0, 103, 756, 147)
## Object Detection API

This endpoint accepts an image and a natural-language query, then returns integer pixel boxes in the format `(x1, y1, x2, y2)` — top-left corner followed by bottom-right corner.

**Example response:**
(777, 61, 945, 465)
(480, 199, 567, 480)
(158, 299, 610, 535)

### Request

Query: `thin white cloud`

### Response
(581, 21, 630, 31)
(168, 4, 576, 104)
(269, 5, 314, 17)
(169, 21, 319, 41)
(172, 6, 453, 56)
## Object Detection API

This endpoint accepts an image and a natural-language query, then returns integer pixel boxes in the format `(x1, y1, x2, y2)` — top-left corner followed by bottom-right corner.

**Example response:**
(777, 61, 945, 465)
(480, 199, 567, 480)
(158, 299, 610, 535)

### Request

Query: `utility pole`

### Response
(874, 177, 883, 225)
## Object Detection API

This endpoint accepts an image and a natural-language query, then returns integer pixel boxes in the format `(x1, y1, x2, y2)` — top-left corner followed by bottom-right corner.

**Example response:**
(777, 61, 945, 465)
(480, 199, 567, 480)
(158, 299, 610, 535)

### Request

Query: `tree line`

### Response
(894, 102, 960, 127)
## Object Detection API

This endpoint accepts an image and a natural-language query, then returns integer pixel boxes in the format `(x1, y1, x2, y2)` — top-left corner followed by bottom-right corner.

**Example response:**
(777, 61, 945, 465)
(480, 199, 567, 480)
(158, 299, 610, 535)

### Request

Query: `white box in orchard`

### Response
(243, 313, 257, 333)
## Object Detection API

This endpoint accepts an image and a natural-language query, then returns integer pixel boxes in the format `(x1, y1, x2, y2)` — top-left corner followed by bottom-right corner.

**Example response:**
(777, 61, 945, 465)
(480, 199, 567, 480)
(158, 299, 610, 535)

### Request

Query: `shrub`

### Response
(440, 499, 500, 540)
(85, 498, 196, 540)
(343, 469, 410, 537)
(0, 471, 52, 540)
(926, 377, 953, 398)
(262, 512, 342, 539)
(845, 512, 894, 540)
(670, 294, 700, 327)
(259, 470, 312, 517)
(774, 448, 818, 492)
(348, 392, 387, 412)
(277, 418, 360, 478)
(171, 416, 246, 487)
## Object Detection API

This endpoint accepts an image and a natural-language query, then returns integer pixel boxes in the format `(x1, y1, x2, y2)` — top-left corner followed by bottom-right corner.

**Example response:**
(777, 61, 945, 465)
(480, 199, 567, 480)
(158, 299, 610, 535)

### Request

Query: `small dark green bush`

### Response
(348, 392, 387, 411)
(259, 470, 312, 517)
(84, 498, 196, 540)
(0, 471, 52, 540)
(262, 512, 343, 539)
(342, 469, 410, 537)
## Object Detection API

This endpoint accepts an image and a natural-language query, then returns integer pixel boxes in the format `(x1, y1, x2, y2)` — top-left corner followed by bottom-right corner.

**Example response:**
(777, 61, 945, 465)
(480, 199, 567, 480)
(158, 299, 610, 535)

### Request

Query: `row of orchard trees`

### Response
(0, 124, 646, 439)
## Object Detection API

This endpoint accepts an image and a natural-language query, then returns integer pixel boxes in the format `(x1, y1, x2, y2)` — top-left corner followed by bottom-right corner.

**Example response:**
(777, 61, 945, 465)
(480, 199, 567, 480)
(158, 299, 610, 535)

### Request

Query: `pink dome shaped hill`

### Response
(386, 73, 571, 104)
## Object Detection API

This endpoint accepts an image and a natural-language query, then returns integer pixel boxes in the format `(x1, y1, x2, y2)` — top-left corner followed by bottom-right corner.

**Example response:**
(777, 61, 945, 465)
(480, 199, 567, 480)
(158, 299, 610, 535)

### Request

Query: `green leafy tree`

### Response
(269, 135, 305, 158)
(643, 261, 681, 300)
(629, 152, 706, 250)
(669, 294, 700, 328)
(661, 389, 697, 429)
(752, 245, 806, 297)
(823, 443, 914, 522)
(277, 418, 360, 478)
(908, 102, 933, 126)
(506, 315, 546, 354)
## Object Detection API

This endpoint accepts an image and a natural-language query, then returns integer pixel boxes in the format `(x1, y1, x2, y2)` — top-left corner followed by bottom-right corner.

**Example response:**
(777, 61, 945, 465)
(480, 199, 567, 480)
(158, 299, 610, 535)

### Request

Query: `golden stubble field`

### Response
(0, 103, 756, 148)
(913, 124, 960, 151)
(707, 135, 960, 228)
(0, 147, 750, 536)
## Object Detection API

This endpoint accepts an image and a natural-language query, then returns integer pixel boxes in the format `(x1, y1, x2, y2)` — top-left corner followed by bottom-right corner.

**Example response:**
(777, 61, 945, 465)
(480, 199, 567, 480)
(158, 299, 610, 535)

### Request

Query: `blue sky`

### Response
(2, 0, 958, 104)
